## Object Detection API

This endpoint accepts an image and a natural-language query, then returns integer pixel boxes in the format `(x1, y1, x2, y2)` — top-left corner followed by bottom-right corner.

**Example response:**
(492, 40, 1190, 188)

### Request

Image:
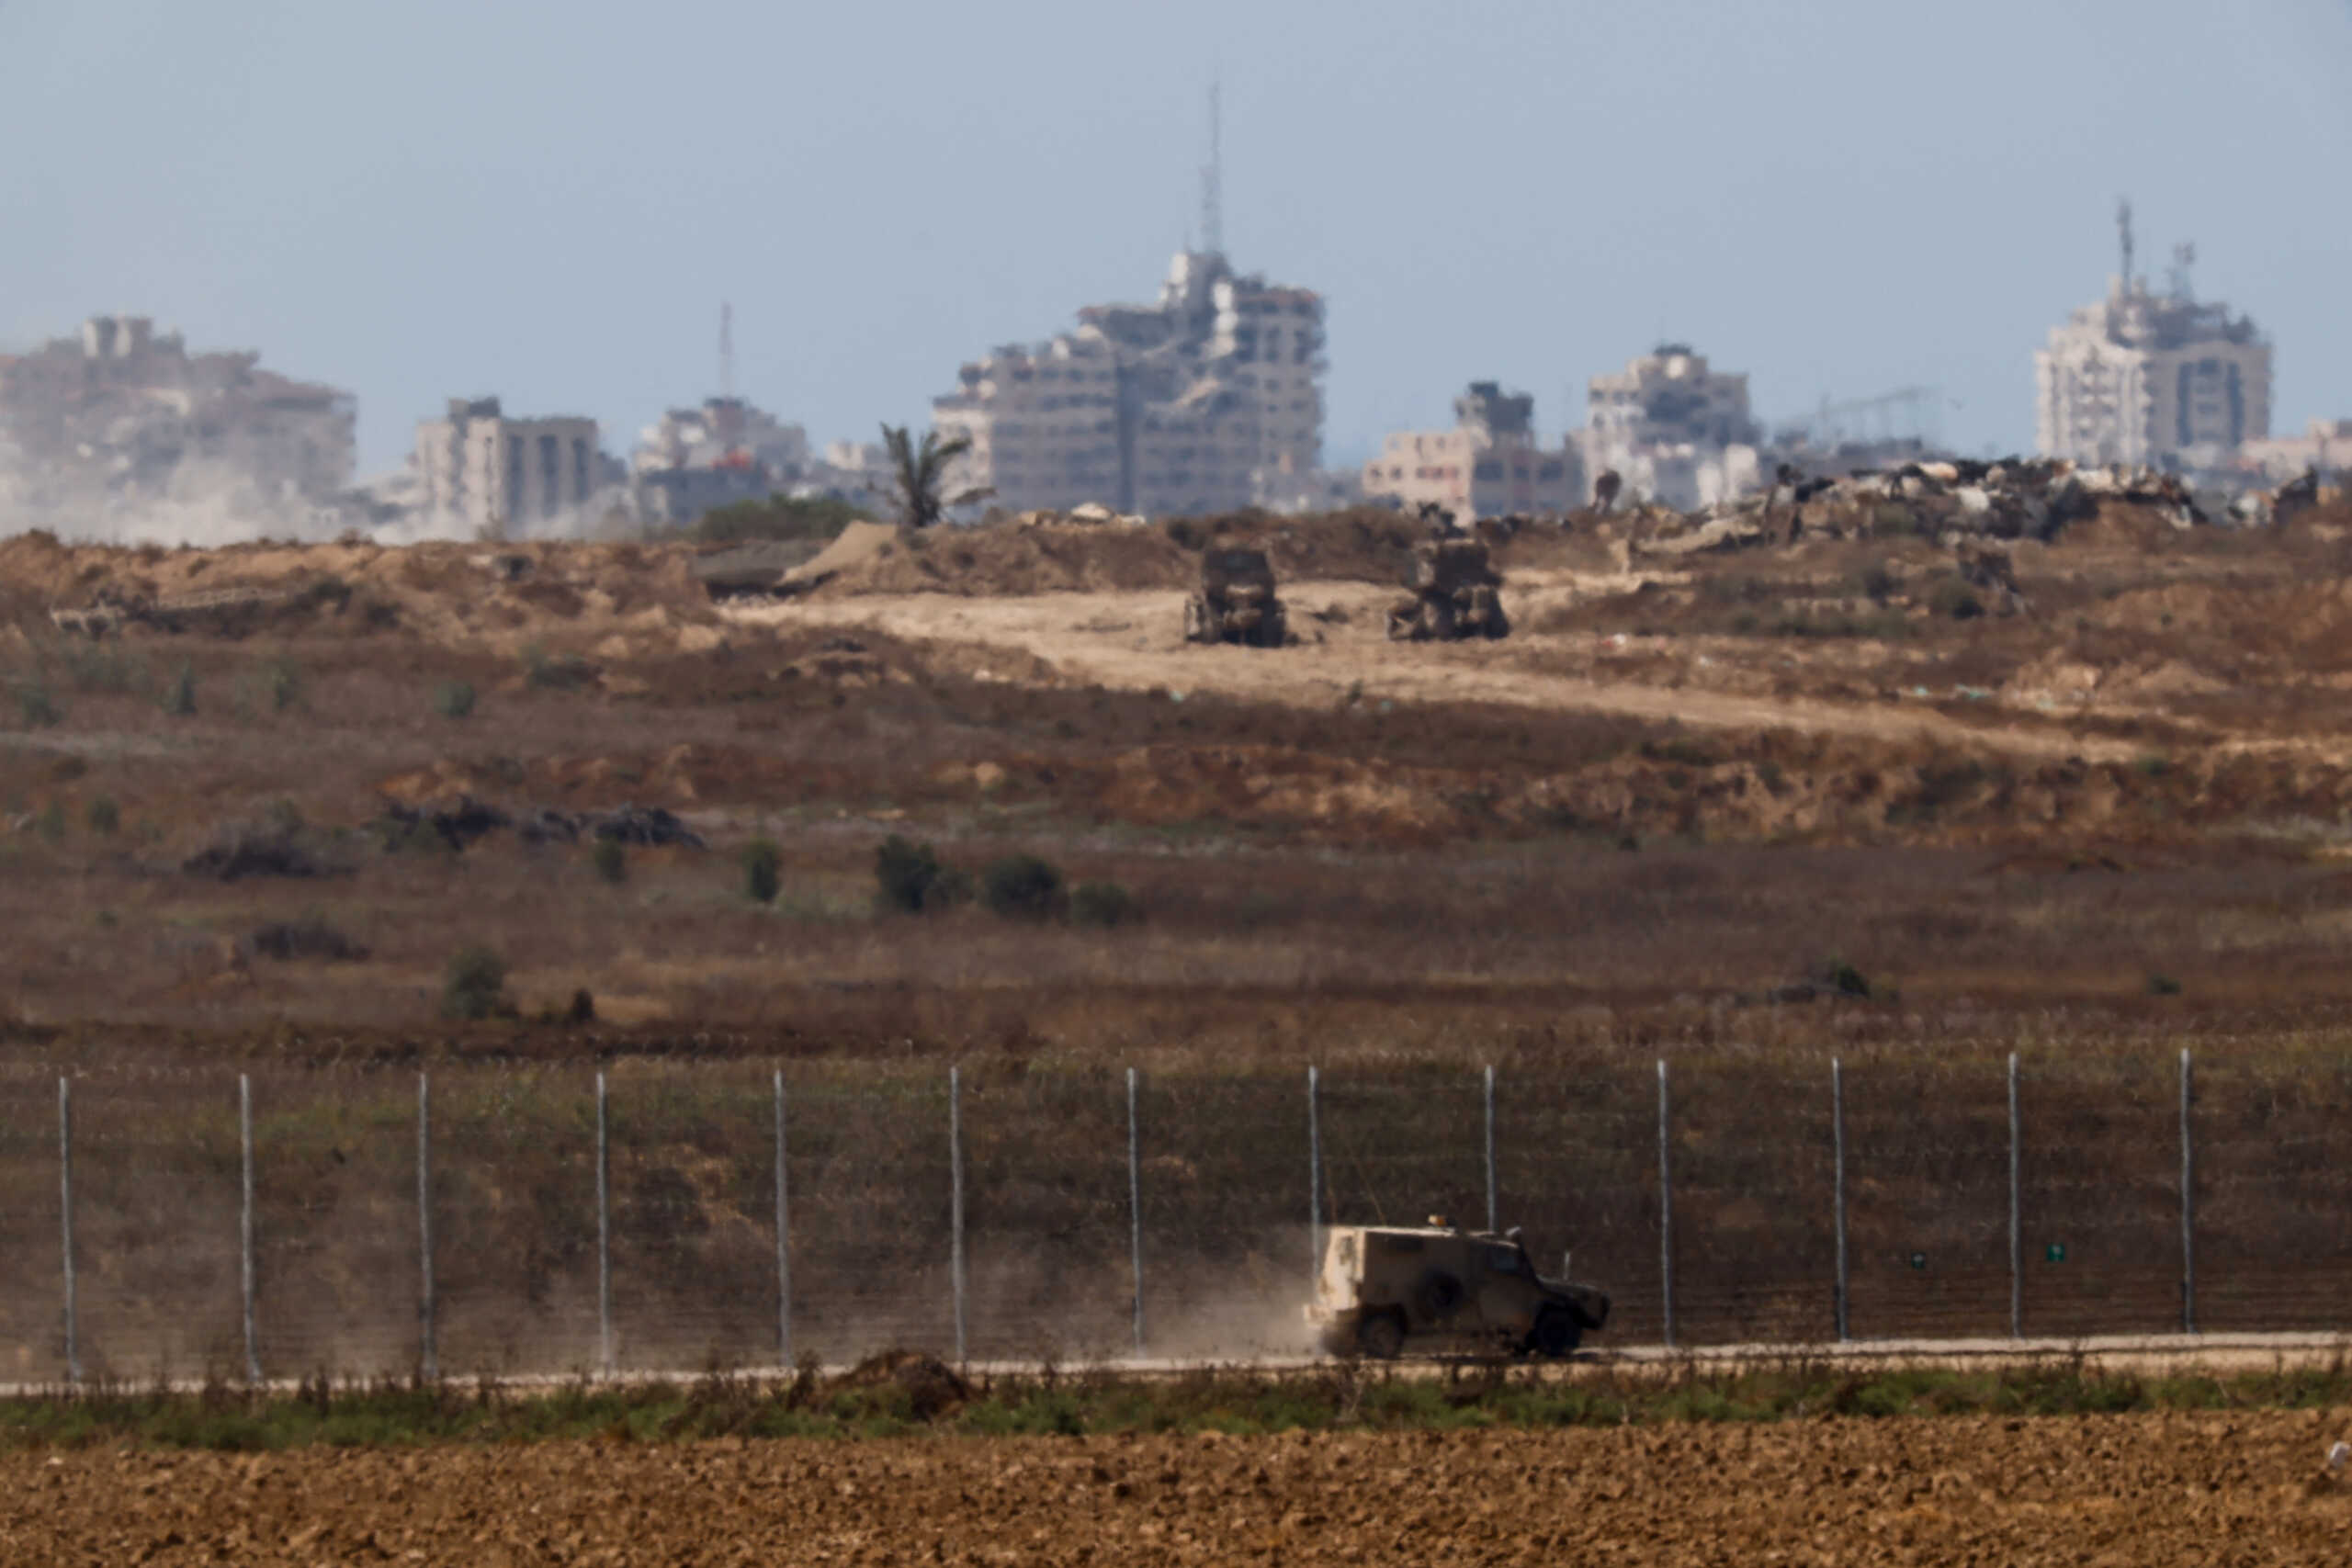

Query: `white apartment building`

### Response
(413, 397, 599, 536)
(2034, 276, 2271, 468)
(933, 246, 1326, 517)
(1583, 345, 1761, 510)
(1364, 382, 1580, 518)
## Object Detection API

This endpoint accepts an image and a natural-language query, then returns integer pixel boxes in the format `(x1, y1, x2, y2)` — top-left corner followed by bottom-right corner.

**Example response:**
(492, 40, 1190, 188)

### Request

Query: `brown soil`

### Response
(11, 1416, 2352, 1563)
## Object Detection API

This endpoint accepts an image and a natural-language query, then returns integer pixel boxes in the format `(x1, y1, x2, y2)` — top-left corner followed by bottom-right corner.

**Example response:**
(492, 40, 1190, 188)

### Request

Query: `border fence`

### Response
(2, 1047, 2346, 1383)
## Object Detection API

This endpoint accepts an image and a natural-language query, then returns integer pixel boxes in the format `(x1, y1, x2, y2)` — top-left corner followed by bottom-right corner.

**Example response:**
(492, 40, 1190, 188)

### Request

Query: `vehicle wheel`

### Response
(1256, 606, 1287, 649)
(1183, 597, 1210, 643)
(1356, 1311, 1405, 1359)
(1532, 1306, 1580, 1359)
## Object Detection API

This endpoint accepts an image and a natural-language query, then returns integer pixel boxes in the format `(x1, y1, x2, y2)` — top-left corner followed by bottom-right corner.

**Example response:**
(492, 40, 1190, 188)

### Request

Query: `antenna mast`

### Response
(2115, 197, 2134, 291)
(1199, 83, 1224, 259)
(718, 301, 735, 401)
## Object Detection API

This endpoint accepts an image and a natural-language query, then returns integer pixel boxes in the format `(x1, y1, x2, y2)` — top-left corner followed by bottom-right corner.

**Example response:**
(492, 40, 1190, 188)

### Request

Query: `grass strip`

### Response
(3, 1352, 2349, 1450)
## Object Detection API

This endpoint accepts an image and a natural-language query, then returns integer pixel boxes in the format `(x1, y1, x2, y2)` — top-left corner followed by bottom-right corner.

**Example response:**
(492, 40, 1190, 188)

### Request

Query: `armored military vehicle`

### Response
(1386, 537, 1508, 641)
(1306, 1218, 1608, 1359)
(1184, 545, 1286, 648)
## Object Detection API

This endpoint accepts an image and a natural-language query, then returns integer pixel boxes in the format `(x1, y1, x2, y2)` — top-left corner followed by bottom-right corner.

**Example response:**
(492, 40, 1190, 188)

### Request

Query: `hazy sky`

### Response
(4, 0, 2346, 475)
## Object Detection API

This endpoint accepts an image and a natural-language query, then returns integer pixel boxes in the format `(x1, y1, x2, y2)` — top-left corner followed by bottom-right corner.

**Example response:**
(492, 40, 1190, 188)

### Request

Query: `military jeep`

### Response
(1306, 1219, 1609, 1359)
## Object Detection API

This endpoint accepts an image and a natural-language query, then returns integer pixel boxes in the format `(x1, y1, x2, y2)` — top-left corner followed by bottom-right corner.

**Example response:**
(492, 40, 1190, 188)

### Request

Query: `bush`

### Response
(687, 495, 868, 545)
(85, 795, 119, 835)
(1857, 565, 1899, 602)
(875, 834, 956, 913)
(161, 661, 198, 716)
(263, 654, 303, 713)
(441, 945, 510, 1021)
(2147, 973, 2183, 997)
(741, 838, 782, 905)
(433, 681, 477, 719)
(523, 644, 596, 691)
(592, 838, 627, 886)
(16, 678, 62, 728)
(982, 854, 1066, 921)
(1070, 881, 1141, 929)
(249, 917, 368, 962)
(33, 801, 65, 844)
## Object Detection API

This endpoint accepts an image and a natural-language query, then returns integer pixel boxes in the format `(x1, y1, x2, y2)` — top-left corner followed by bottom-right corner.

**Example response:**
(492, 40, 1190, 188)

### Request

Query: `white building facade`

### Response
(1582, 345, 1762, 511)
(413, 397, 600, 536)
(2034, 277, 2270, 468)
(1363, 382, 1581, 518)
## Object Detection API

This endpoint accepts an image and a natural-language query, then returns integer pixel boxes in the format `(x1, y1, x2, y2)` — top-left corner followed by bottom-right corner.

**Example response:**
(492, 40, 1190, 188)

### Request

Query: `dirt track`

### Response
(12, 1414, 2352, 1563)
(737, 585, 2140, 761)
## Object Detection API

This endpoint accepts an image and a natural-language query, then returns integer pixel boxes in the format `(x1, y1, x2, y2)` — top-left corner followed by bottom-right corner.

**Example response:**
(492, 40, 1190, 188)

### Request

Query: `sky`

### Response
(2, 0, 2347, 477)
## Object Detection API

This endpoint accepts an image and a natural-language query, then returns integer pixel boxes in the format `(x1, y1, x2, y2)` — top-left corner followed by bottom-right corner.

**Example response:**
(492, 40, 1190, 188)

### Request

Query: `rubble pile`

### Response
(1634, 457, 2324, 560)
(376, 795, 708, 852)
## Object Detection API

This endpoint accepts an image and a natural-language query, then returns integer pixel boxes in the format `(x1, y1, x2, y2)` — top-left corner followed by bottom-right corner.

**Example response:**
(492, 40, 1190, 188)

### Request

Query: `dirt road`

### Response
(736, 585, 2136, 761)
(11, 1413, 2349, 1564)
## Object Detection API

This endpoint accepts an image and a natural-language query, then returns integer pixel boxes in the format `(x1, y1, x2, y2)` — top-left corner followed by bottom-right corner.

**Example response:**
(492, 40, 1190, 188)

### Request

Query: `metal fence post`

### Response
(1307, 1066, 1323, 1295)
(240, 1074, 260, 1385)
(949, 1066, 967, 1364)
(58, 1077, 77, 1385)
(1482, 1064, 1498, 1235)
(595, 1071, 613, 1378)
(1657, 1059, 1674, 1350)
(774, 1069, 792, 1368)
(417, 1072, 436, 1381)
(1831, 1058, 1849, 1343)
(2179, 1047, 2196, 1336)
(1125, 1066, 1145, 1359)
(2007, 1053, 2021, 1340)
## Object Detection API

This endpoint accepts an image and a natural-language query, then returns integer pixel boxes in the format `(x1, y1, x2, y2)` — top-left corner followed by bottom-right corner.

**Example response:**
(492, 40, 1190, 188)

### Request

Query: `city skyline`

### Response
(2, 0, 2347, 478)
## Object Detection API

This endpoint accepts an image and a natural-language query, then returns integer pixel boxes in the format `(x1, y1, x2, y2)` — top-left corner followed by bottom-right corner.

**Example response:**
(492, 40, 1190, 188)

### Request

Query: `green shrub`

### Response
(982, 854, 1066, 920)
(16, 678, 62, 728)
(33, 801, 65, 844)
(592, 838, 627, 886)
(1825, 959, 1871, 998)
(161, 661, 198, 716)
(85, 795, 119, 835)
(441, 945, 510, 1021)
(874, 834, 956, 913)
(263, 654, 303, 712)
(741, 838, 782, 905)
(2147, 973, 2183, 997)
(433, 681, 477, 719)
(523, 644, 596, 691)
(1070, 880, 1140, 928)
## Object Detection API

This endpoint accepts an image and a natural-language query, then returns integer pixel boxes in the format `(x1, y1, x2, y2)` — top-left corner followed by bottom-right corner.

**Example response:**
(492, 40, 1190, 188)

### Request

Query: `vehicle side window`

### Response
(1487, 1247, 1523, 1274)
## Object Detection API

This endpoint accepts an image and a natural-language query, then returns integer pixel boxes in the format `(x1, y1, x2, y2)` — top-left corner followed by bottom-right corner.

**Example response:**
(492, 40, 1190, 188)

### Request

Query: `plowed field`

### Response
(11, 1413, 2351, 1564)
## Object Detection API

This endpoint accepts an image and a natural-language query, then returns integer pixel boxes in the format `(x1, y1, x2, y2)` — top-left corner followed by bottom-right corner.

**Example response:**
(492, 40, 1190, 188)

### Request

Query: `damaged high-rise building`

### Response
(2035, 209, 2270, 469)
(932, 247, 1325, 518)
(932, 94, 1324, 517)
(0, 315, 356, 536)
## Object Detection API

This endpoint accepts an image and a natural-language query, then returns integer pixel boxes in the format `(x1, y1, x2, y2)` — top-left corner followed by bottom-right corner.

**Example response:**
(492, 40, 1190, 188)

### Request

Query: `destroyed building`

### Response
(931, 246, 1326, 518)
(0, 314, 356, 534)
(2035, 209, 2270, 469)
(1581, 344, 1762, 511)
(1363, 382, 1581, 518)
(412, 397, 603, 536)
(630, 396, 810, 526)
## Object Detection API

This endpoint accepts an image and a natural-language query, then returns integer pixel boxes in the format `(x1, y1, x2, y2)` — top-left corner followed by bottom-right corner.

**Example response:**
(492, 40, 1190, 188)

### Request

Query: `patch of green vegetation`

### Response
(161, 661, 198, 717)
(741, 838, 782, 905)
(432, 680, 477, 720)
(441, 944, 511, 1021)
(4, 1357, 2350, 1451)
(687, 495, 869, 546)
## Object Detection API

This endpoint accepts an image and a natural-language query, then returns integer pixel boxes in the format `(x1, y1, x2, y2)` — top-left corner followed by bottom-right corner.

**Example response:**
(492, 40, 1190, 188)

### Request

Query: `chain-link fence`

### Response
(0, 1048, 2333, 1382)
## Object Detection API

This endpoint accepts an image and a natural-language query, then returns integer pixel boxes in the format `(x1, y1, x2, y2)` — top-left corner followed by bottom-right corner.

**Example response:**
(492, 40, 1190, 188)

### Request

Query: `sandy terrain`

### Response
(10, 1414, 2352, 1564)
(734, 582, 2143, 761)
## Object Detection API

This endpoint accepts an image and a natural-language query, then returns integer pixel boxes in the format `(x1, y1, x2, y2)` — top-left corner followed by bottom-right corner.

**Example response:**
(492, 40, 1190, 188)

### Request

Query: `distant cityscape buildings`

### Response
(0, 201, 2324, 543)
(0, 314, 354, 536)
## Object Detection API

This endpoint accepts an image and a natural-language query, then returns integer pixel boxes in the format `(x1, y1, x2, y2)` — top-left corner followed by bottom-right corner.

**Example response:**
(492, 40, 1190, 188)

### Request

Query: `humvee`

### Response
(1306, 1218, 1609, 1359)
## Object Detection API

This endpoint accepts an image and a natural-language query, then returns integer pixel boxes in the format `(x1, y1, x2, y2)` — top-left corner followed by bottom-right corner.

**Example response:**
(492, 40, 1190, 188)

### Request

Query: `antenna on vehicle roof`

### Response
(718, 301, 734, 401)
(2116, 197, 2135, 291)
(1199, 81, 1225, 260)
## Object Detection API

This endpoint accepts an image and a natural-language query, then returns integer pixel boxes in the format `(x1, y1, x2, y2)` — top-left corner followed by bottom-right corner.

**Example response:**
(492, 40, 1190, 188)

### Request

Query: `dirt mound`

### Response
(814, 517, 1193, 597)
(1, 533, 720, 655)
(14, 1415, 2352, 1563)
(832, 1349, 971, 1419)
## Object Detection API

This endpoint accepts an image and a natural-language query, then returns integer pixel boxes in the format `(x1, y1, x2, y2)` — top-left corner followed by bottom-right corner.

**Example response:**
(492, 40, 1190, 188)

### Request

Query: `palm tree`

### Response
(880, 423, 989, 528)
